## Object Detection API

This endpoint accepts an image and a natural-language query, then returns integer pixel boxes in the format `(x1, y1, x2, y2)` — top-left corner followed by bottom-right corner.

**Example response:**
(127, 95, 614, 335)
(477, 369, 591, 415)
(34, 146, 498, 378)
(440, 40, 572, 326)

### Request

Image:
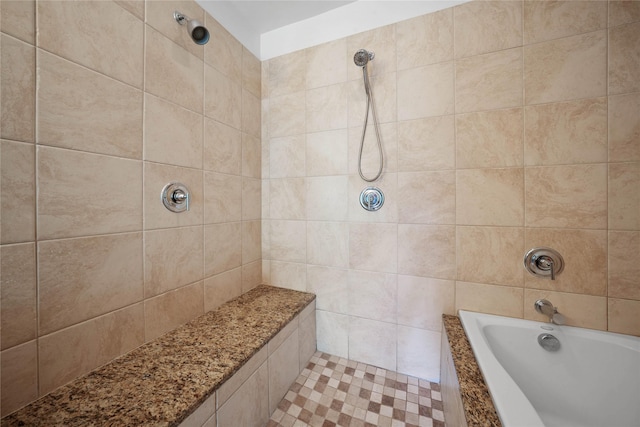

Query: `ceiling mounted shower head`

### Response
(174, 11, 210, 45)
(354, 49, 375, 67)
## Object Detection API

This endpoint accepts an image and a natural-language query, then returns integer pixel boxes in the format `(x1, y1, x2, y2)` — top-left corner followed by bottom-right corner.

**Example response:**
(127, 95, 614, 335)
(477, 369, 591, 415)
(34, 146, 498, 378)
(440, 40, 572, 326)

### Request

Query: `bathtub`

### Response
(458, 310, 640, 427)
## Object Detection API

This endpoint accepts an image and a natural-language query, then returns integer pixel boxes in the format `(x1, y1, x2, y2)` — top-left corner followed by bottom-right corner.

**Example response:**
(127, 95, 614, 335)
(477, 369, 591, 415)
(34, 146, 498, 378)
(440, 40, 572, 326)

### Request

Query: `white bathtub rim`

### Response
(458, 310, 547, 427)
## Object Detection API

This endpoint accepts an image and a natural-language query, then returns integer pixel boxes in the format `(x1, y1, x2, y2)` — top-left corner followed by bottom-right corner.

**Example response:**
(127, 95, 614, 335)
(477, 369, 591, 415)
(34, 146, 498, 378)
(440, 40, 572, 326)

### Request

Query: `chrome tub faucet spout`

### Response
(534, 299, 565, 325)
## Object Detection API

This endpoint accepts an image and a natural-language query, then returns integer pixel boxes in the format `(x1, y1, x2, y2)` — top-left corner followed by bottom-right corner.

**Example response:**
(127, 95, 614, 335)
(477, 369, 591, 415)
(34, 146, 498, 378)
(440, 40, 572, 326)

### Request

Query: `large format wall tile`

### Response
(397, 62, 454, 120)
(609, 21, 640, 95)
(0, 140, 35, 244)
(305, 39, 347, 89)
(1, 340, 38, 417)
(396, 8, 453, 70)
(397, 275, 454, 331)
(397, 171, 455, 224)
(608, 298, 640, 336)
(144, 226, 204, 298)
(204, 268, 242, 312)
(269, 178, 305, 220)
(455, 281, 523, 318)
(38, 304, 144, 395)
(608, 92, 640, 162)
(144, 282, 204, 341)
(397, 115, 455, 171)
(454, 1, 522, 58)
(270, 220, 306, 263)
(269, 135, 305, 178)
(205, 64, 241, 129)
(306, 130, 348, 176)
(1, 34, 35, 143)
(146, 0, 205, 60)
(347, 270, 397, 322)
(306, 221, 348, 268)
(306, 176, 348, 221)
(524, 289, 606, 330)
(306, 83, 348, 132)
(524, 30, 606, 105)
(204, 118, 242, 174)
(1, 0, 35, 44)
(204, 14, 243, 81)
(349, 317, 397, 371)
(398, 225, 455, 279)
(242, 220, 261, 264)
(1, 243, 37, 350)
(525, 98, 607, 166)
(349, 223, 398, 273)
(205, 222, 242, 277)
(523, 1, 607, 45)
(608, 231, 640, 300)
(306, 266, 348, 314)
(37, 147, 142, 240)
(609, 162, 640, 230)
(609, 0, 640, 27)
(525, 164, 607, 229)
(397, 326, 441, 381)
(38, 0, 143, 88)
(38, 233, 143, 336)
(204, 172, 242, 224)
(38, 51, 143, 159)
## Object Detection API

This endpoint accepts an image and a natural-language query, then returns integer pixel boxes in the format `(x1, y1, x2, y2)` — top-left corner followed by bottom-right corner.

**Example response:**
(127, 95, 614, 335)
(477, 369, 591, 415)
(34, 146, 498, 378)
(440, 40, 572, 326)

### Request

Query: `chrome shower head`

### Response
(354, 49, 375, 67)
(174, 11, 210, 45)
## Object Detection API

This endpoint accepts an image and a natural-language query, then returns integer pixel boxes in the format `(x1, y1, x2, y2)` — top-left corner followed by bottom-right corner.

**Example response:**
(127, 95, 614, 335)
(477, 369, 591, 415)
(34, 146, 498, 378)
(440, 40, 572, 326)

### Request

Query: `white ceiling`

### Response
(197, 0, 467, 60)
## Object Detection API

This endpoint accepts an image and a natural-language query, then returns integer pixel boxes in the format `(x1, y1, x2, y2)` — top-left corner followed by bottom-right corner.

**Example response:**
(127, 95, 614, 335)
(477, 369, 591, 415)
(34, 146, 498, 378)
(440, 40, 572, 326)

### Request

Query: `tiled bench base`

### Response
(2, 285, 316, 427)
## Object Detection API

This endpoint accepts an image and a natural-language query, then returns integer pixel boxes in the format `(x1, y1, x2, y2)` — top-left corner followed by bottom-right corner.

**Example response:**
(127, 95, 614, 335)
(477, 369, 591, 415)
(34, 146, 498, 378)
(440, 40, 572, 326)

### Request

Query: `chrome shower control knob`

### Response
(359, 187, 384, 211)
(161, 182, 190, 213)
(524, 247, 564, 280)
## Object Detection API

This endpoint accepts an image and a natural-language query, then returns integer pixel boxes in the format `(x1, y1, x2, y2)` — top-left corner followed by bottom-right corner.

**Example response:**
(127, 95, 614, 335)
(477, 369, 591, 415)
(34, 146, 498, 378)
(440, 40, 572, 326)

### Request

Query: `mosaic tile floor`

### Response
(267, 351, 445, 427)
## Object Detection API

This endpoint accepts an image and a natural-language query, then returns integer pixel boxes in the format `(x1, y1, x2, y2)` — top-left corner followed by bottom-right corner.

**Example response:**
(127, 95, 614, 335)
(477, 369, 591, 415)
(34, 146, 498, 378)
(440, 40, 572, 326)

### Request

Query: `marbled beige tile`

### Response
(307, 221, 348, 268)
(609, 162, 640, 230)
(38, 233, 143, 336)
(269, 178, 305, 220)
(146, 26, 203, 113)
(269, 134, 305, 178)
(205, 63, 241, 128)
(269, 261, 306, 292)
(525, 98, 607, 166)
(347, 23, 396, 78)
(37, 146, 142, 240)
(217, 361, 269, 427)
(242, 220, 261, 265)
(524, 289, 606, 330)
(242, 133, 261, 179)
(203, 267, 242, 312)
(144, 226, 204, 298)
(38, 0, 143, 87)
(1, 243, 36, 350)
(306, 38, 347, 89)
(144, 94, 202, 168)
(204, 14, 243, 82)
(241, 260, 263, 293)
(242, 177, 261, 220)
(456, 48, 523, 113)
(397, 115, 455, 171)
(396, 8, 453, 70)
(37, 50, 142, 158)
(1, 140, 35, 244)
(524, 1, 606, 45)
(316, 310, 349, 359)
(397, 171, 455, 224)
(306, 83, 348, 133)
(114, 0, 144, 20)
(348, 270, 396, 323)
(1, 34, 35, 143)
(525, 164, 607, 229)
(144, 282, 204, 341)
(203, 171, 241, 224)
(609, 92, 640, 162)
(398, 224, 455, 279)
(608, 231, 640, 300)
(1, 0, 35, 44)
(397, 61, 454, 120)
(348, 174, 398, 224)
(609, 21, 640, 95)
(306, 266, 348, 314)
(268, 92, 306, 138)
(524, 228, 607, 296)
(242, 89, 261, 139)
(457, 168, 524, 226)
(204, 118, 242, 174)
(143, 162, 203, 230)
(397, 275, 454, 331)
(349, 317, 397, 371)
(609, 0, 640, 26)
(204, 222, 241, 277)
(454, 1, 522, 58)
(347, 122, 397, 177)
(455, 281, 524, 318)
(38, 304, 144, 395)
(457, 226, 525, 287)
(268, 328, 299, 414)
(397, 326, 441, 381)
(524, 30, 606, 105)
(608, 298, 640, 336)
(307, 176, 348, 221)
(349, 223, 398, 274)
(306, 129, 348, 176)
(349, 71, 397, 126)
(242, 48, 261, 99)
(1, 340, 38, 417)
(456, 108, 523, 169)
(270, 220, 306, 263)
(268, 51, 306, 97)
(146, 0, 204, 60)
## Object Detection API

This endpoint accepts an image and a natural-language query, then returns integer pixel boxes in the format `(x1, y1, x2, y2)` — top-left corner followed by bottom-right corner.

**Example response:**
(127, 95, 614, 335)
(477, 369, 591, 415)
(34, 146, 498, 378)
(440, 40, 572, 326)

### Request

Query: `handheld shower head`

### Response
(354, 49, 375, 67)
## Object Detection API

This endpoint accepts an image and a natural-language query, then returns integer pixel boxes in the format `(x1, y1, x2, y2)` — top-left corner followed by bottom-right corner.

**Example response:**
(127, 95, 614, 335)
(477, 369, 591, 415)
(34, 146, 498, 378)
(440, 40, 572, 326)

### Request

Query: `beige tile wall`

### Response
(0, 0, 261, 416)
(262, 0, 640, 381)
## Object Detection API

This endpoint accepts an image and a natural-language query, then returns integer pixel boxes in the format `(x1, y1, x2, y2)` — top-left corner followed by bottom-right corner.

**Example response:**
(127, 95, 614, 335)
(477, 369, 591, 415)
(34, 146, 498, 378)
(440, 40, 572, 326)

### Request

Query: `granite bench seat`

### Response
(2, 285, 316, 427)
